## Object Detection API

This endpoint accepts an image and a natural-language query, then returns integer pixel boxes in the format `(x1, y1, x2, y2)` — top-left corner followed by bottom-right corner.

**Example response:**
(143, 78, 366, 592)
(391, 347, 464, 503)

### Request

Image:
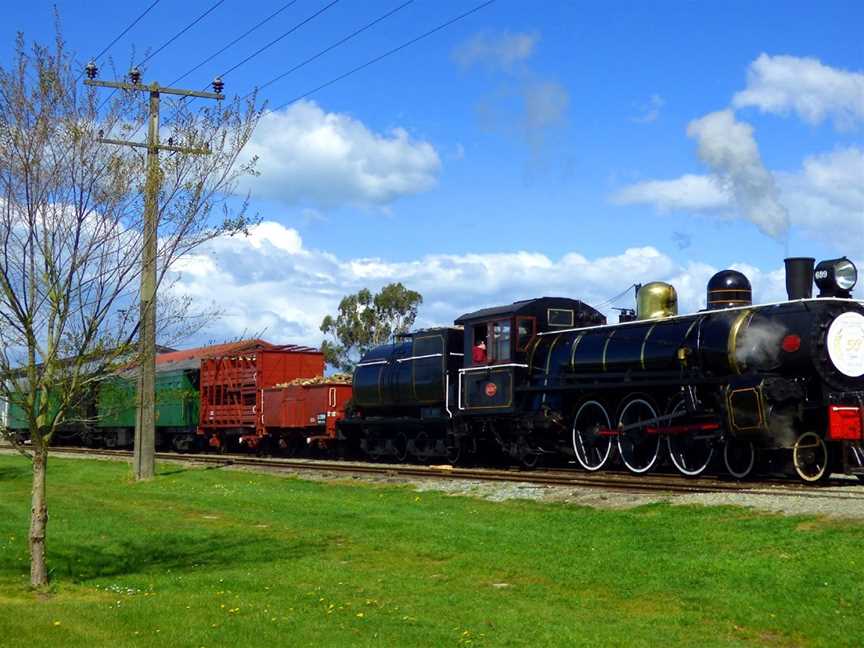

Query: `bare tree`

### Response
(0, 28, 260, 587)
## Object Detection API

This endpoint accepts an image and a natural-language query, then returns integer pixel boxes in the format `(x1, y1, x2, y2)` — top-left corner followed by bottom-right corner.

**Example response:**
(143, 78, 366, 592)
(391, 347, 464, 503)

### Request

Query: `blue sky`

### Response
(5, 1, 863, 346)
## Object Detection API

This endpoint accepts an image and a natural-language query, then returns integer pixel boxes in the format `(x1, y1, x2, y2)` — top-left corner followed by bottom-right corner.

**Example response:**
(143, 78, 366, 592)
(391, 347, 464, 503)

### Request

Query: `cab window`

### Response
(516, 317, 536, 351)
(490, 319, 511, 362)
(471, 324, 488, 365)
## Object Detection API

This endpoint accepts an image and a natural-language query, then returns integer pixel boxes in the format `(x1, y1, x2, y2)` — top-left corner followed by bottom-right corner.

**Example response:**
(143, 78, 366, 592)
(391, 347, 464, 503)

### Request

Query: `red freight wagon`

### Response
(259, 382, 353, 454)
(199, 344, 324, 449)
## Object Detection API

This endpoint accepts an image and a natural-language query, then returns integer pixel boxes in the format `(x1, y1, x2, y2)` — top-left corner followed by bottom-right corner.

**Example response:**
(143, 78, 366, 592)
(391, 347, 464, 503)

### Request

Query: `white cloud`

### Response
(522, 80, 570, 132)
(632, 94, 665, 124)
(452, 31, 539, 70)
(611, 146, 864, 241)
(732, 54, 864, 129)
(169, 221, 854, 351)
(168, 223, 681, 347)
(237, 100, 440, 208)
(686, 109, 789, 239)
(612, 174, 729, 211)
(456, 29, 569, 161)
(775, 147, 864, 237)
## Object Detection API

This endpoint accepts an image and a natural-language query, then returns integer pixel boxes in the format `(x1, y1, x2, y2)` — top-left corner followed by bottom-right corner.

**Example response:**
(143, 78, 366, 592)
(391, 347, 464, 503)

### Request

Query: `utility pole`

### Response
(84, 62, 224, 480)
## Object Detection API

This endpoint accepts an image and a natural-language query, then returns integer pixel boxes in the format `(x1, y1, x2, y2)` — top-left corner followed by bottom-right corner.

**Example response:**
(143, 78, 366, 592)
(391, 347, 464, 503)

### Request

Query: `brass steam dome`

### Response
(636, 282, 678, 320)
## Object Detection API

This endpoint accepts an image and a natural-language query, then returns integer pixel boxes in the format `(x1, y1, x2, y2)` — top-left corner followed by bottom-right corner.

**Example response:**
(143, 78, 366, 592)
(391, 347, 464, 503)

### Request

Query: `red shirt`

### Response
(472, 345, 487, 363)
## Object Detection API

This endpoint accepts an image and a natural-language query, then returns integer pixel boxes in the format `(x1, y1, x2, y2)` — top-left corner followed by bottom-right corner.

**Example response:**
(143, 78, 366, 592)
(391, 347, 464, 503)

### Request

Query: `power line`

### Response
(217, 0, 342, 81)
(159, 0, 341, 128)
(77, 0, 163, 81)
(138, 0, 227, 68)
(270, 0, 495, 111)
(244, 0, 414, 100)
(168, 0, 299, 88)
(92, 1, 163, 64)
(95, 0, 228, 113)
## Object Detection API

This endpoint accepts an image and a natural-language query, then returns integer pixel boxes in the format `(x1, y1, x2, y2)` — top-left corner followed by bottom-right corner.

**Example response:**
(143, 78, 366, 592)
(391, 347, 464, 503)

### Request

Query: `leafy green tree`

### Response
(320, 283, 423, 372)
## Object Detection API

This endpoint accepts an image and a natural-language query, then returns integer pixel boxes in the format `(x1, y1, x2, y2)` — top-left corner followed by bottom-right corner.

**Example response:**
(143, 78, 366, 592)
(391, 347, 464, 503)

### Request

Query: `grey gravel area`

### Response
(234, 463, 864, 521)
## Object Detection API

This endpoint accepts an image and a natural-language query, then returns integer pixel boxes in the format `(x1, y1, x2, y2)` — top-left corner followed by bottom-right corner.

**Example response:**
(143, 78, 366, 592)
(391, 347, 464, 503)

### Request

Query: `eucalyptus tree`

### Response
(320, 283, 423, 372)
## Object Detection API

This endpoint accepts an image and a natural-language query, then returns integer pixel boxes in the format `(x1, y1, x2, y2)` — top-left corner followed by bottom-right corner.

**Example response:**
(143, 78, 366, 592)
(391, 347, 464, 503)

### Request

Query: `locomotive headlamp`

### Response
(815, 257, 857, 297)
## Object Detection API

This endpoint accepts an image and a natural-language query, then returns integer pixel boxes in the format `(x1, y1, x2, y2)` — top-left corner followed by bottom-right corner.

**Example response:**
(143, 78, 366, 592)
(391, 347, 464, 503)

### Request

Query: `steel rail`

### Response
(43, 447, 864, 501)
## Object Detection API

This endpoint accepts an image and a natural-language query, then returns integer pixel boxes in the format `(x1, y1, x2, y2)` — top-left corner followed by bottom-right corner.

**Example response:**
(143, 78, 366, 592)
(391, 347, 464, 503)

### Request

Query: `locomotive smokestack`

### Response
(784, 257, 815, 300)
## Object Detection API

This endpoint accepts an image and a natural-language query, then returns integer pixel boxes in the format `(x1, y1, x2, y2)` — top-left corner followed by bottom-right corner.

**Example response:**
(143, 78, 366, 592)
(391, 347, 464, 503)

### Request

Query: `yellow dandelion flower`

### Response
(356, 612, 364, 618)
(53, 621, 61, 627)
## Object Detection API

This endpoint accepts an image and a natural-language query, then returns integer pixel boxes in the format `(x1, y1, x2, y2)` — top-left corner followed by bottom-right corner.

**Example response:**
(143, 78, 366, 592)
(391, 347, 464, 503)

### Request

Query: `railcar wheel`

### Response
(392, 432, 409, 463)
(722, 438, 755, 479)
(666, 401, 714, 477)
(520, 451, 541, 469)
(792, 432, 831, 484)
(445, 436, 462, 466)
(616, 397, 661, 474)
(572, 400, 612, 471)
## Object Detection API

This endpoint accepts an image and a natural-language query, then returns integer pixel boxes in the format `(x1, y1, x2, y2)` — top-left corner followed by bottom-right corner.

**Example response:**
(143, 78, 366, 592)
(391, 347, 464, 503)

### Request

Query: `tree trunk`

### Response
(29, 443, 49, 587)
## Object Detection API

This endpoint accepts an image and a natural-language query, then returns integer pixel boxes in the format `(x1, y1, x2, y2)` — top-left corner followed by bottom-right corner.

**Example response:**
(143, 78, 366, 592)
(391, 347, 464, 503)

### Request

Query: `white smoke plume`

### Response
(735, 319, 787, 369)
(687, 110, 789, 241)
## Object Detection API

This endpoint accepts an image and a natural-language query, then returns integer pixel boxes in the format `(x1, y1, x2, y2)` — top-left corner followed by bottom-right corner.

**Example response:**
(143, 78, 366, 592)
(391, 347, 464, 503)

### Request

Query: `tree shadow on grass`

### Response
(42, 531, 330, 582)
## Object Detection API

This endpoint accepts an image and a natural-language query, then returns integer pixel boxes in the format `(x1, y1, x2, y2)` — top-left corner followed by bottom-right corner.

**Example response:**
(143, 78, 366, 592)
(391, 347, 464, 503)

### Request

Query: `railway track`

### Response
(45, 446, 864, 501)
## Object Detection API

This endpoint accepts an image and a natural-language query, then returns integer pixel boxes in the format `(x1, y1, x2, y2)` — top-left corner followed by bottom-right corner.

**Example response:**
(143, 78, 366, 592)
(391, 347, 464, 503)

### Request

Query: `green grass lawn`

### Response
(0, 456, 862, 647)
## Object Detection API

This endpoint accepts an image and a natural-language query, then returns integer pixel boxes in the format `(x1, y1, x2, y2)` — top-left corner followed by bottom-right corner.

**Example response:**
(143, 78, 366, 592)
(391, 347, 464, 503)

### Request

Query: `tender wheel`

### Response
(723, 438, 755, 479)
(572, 400, 613, 471)
(616, 397, 661, 474)
(666, 401, 714, 477)
(792, 432, 831, 484)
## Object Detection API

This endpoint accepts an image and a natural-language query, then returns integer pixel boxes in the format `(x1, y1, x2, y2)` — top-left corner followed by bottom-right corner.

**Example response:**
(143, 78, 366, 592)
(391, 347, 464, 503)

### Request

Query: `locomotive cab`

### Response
(455, 298, 605, 413)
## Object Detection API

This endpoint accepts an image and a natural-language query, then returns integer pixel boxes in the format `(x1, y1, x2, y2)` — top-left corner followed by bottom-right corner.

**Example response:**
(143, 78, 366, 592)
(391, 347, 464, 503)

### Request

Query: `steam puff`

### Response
(735, 319, 787, 369)
(687, 110, 789, 240)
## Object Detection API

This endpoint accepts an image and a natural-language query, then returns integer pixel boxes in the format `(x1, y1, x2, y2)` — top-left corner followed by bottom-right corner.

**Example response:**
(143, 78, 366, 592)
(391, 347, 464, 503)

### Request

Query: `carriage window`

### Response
(491, 319, 511, 362)
(548, 308, 574, 327)
(516, 317, 536, 351)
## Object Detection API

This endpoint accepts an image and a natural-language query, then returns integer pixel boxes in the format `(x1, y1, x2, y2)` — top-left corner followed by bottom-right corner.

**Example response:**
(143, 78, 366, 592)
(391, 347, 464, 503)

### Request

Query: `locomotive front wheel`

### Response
(722, 438, 755, 479)
(792, 432, 831, 484)
(666, 401, 714, 477)
(572, 400, 613, 472)
(616, 397, 661, 474)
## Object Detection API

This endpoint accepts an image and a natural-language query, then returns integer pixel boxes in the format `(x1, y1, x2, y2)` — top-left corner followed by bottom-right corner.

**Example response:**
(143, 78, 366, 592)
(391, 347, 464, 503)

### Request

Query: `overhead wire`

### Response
(167, 0, 300, 88)
(78, 0, 163, 80)
(96, 0, 161, 58)
(95, 0, 229, 119)
(269, 0, 495, 111)
(137, 0, 227, 68)
(216, 0, 342, 82)
(159, 0, 342, 125)
(243, 0, 414, 100)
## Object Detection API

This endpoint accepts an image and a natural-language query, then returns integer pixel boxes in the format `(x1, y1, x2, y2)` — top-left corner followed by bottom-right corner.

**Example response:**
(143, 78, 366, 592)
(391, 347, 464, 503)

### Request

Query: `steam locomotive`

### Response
(341, 256, 864, 483)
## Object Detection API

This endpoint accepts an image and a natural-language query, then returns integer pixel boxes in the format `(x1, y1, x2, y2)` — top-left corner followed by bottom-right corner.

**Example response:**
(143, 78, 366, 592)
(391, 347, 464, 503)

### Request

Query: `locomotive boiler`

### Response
(528, 257, 864, 481)
(343, 256, 864, 482)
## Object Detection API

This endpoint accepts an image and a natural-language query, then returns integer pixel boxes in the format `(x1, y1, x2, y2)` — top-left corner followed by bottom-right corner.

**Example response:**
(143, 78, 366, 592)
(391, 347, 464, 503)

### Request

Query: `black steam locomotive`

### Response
(340, 257, 864, 483)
